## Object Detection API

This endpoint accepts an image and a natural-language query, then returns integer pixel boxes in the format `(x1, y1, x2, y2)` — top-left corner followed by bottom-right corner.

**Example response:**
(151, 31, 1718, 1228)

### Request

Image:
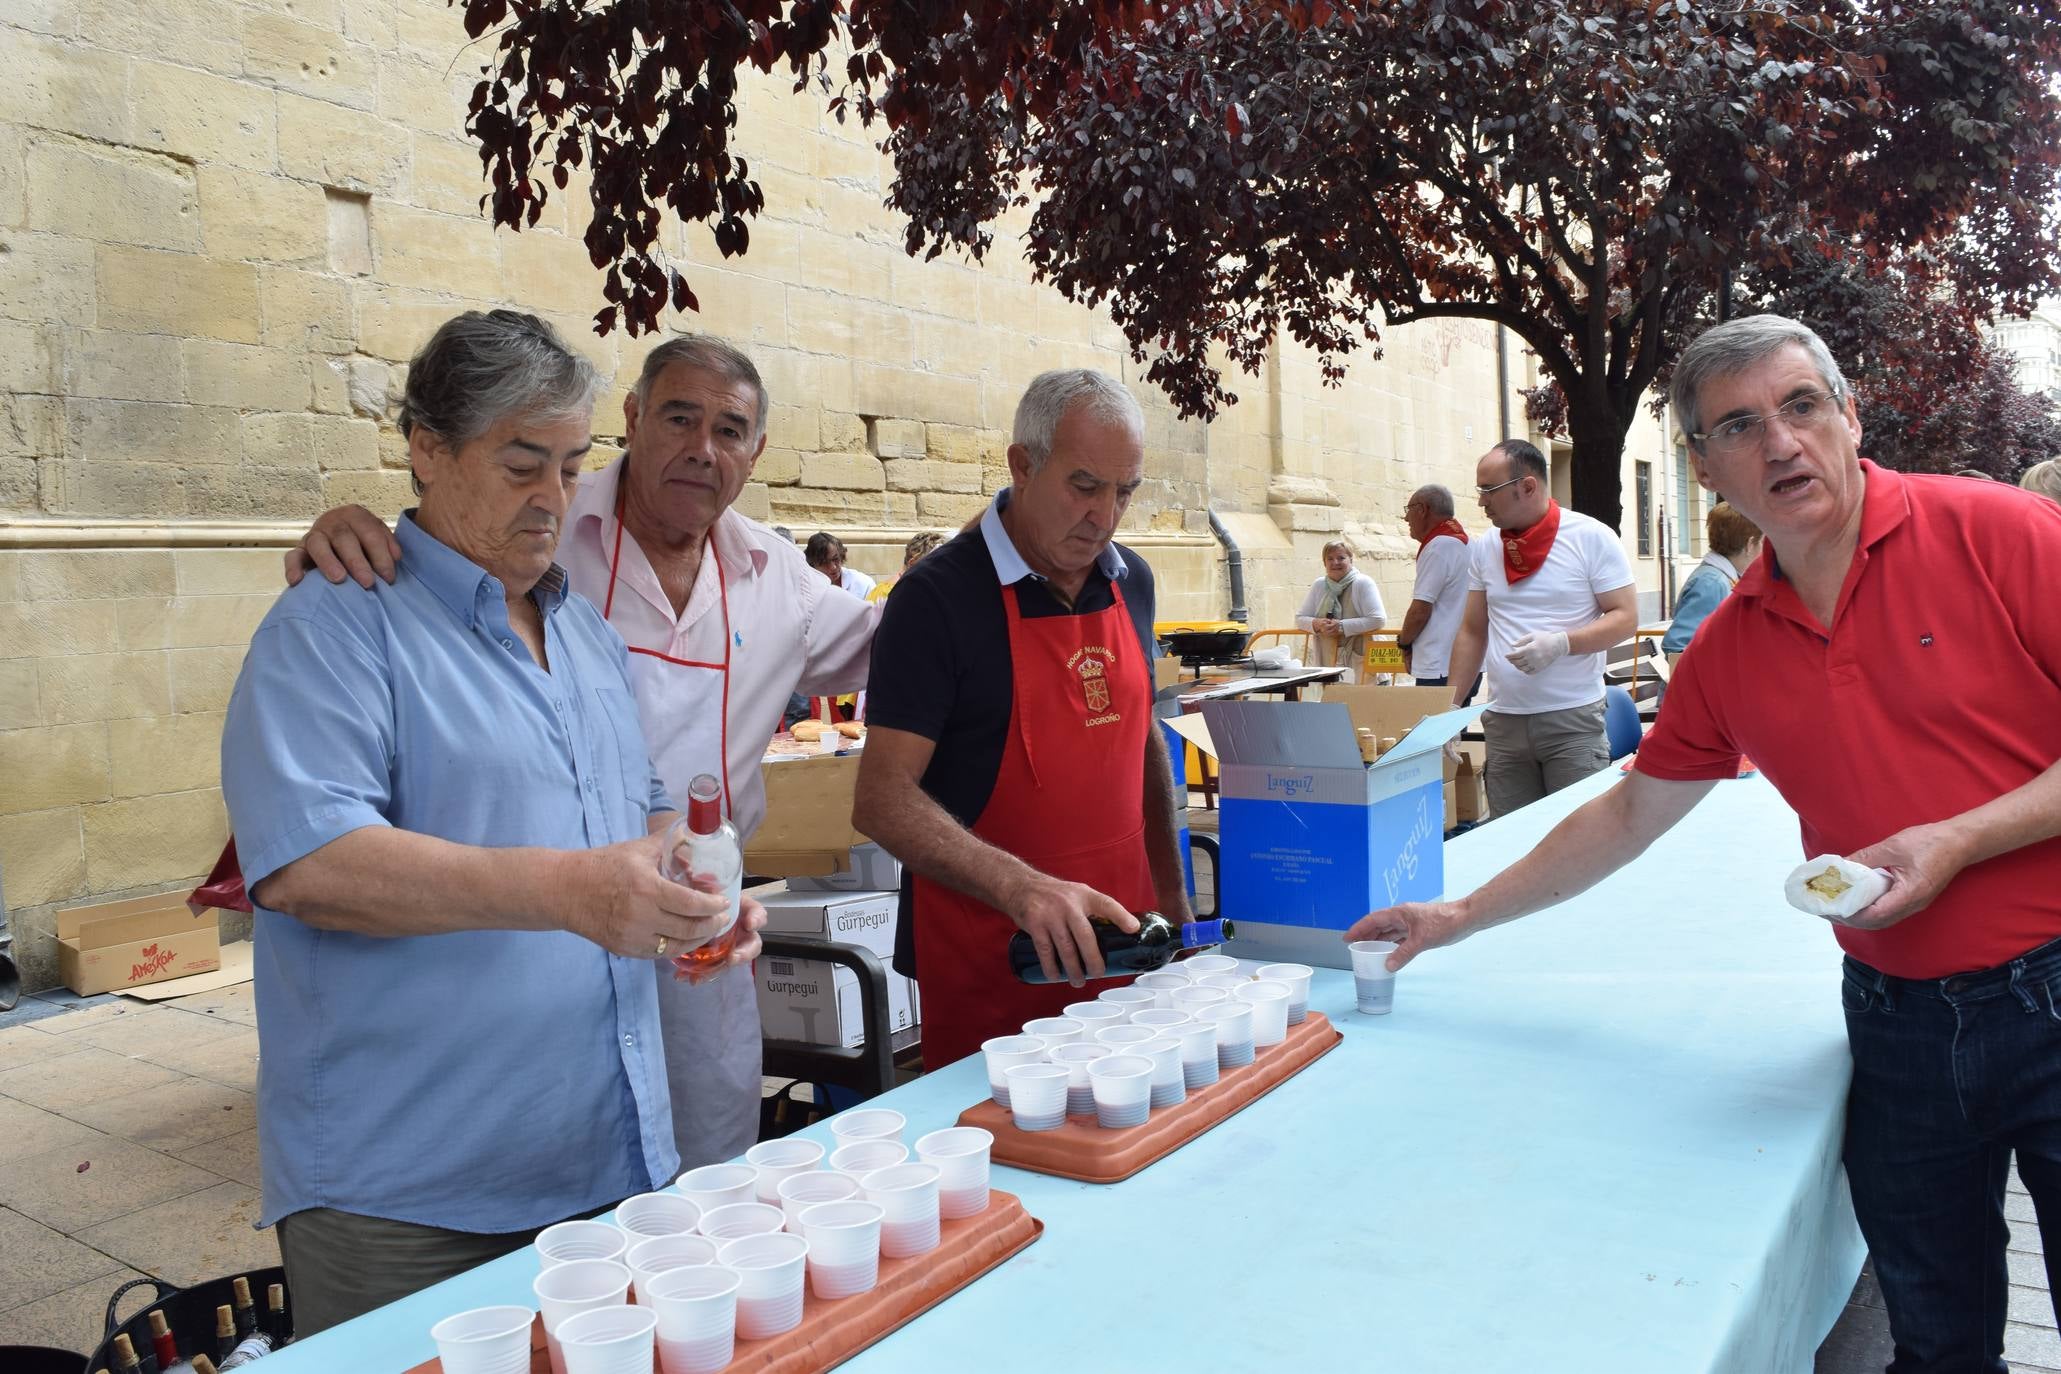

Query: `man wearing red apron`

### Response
(857, 371, 1197, 1068)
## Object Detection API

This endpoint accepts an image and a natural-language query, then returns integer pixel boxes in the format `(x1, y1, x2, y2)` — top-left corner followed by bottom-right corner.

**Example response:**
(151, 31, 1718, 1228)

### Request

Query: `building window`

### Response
(1635, 460, 1654, 558)
(1673, 444, 1702, 555)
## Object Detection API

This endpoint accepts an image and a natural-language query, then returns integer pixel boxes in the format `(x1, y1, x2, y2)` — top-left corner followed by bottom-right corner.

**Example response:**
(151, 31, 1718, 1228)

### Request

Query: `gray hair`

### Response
(2019, 458, 2061, 503)
(1672, 313, 1848, 444)
(634, 334, 769, 439)
(1011, 369, 1145, 471)
(399, 309, 605, 448)
(1412, 483, 1455, 519)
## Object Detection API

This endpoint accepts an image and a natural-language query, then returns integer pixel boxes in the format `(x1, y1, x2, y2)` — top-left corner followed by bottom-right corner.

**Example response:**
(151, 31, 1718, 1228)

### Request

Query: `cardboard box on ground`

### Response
(1171, 687, 1483, 969)
(56, 893, 223, 995)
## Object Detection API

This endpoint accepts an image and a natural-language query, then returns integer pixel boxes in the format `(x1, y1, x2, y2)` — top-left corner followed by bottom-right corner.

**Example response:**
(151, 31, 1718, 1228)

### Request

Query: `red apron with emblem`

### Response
(912, 577, 1158, 1068)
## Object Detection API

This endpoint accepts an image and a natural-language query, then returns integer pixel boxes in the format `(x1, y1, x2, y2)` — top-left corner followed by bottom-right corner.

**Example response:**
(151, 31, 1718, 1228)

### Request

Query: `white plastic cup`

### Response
(555, 1302, 656, 1374)
(745, 1138, 827, 1203)
(1169, 985, 1230, 1017)
(1171, 1018, 1221, 1089)
(613, 1191, 703, 1241)
(644, 1264, 739, 1374)
(1196, 972, 1248, 992)
(861, 1162, 942, 1259)
(532, 1259, 631, 1374)
(1087, 1054, 1154, 1129)
(1093, 1024, 1159, 1051)
(1062, 1001, 1126, 1035)
(980, 1034, 1049, 1108)
(829, 1107, 905, 1148)
(777, 1169, 860, 1232)
(430, 1305, 535, 1374)
(829, 1139, 909, 1178)
(698, 1201, 786, 1243)
(1022, 1016, 1085, 1050)
(626, 1233, 719, 1308)
(674, 1163, 757, 1214)
(1129, 1007, 1191, 1034)
(1235, 980, 1292, 1048)
(1049, 1042, 1113, 1118)
(1096, 986, 1157, 1021)
(914, 1126, 993, 1219)
(1139, 1036, 1185, 1109)
(717, 1232, 809, 1340)
(1004, 1062, 1069, 1132)
(1350, 940, 1399, 1015)
(1184, 954, 1240, 978)
(799, 1199, 885, 1300)
(1133, 970, 1192, 1008)
(536, 1220, 629, 1271)
(1198, 1001, 1256, 1069)
(1256, 963, 1314, 1024)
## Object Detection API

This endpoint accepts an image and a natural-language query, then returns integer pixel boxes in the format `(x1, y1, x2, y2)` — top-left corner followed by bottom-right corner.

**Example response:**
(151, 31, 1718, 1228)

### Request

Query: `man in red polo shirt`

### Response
(1347, 313, 2061, 1370)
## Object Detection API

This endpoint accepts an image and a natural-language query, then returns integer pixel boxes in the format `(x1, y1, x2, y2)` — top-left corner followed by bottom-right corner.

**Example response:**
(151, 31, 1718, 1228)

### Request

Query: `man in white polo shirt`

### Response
(1441, 440, 1638, 817)
(1394, 483, 1474, 693)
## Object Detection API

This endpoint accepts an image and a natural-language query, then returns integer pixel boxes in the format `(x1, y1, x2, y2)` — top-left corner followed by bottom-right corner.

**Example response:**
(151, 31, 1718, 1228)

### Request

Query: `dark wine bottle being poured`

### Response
(1008, 913, 1233, 984)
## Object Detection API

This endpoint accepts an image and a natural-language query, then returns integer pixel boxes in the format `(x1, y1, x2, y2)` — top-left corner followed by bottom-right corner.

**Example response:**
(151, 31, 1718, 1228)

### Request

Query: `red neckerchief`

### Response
(1417, 517, 1470, 551)
(1502, 502, 1561, 584)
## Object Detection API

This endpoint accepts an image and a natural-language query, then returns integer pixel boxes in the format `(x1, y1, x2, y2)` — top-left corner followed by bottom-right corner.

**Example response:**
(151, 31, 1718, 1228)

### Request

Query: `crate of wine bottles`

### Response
(87, 1268, 292, 1374)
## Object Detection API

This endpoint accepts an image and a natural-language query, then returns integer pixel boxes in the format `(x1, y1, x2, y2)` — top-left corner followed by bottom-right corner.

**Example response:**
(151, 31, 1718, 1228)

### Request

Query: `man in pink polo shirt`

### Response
(1348, 313, 2061, 1370)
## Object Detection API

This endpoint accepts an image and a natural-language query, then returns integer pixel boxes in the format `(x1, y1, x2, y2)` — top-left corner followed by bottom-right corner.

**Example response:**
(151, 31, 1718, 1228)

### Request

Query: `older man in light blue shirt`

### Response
(222, 311, 761, 1335)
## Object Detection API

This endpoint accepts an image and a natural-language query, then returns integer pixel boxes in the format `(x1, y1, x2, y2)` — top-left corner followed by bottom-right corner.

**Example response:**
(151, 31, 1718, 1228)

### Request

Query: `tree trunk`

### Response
(1563, 395, 1635, 532)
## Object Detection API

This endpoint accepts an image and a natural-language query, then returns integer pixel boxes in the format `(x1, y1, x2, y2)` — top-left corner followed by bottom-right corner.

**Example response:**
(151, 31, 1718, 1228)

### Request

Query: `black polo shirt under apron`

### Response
(863, 525, 1158, 980)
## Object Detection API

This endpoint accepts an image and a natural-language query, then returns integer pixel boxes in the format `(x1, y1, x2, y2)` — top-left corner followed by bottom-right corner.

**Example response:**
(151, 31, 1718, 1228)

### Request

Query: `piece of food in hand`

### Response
(835, 721, 865, 740)
(1783, 855, 1891, 919)
(790, 720, 828, 741)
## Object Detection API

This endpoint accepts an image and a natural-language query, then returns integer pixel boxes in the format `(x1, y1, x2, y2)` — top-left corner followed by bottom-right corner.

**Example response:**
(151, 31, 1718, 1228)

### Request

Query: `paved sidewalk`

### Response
(0, 984, 273, 1359)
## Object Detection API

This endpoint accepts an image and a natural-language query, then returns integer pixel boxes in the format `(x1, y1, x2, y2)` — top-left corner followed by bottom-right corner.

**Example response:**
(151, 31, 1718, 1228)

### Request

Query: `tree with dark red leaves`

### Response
(456, 0, 2061, 525)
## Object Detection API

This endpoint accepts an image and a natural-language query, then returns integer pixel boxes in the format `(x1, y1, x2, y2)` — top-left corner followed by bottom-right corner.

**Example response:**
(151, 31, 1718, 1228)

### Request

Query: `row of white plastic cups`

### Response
(458, 1143, 991, 1374)
(977, 1004, 1268, 1131)
(1140, 956, 1315, 1025)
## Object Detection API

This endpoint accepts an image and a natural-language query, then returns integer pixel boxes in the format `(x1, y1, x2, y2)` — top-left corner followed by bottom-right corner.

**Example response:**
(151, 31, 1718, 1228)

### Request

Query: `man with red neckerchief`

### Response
(1350, 314, 2061, 1371)
(1394, 482, 1475, 691)
(1441, 439, 1639, 818)
(854, 370, 1196, 1068)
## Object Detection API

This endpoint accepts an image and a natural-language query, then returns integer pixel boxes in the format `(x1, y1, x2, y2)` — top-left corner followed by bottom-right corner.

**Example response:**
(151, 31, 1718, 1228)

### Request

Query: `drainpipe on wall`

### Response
(1496, 326, 1512, 440)
(1207, 509, 1249, 624)
(0, 863, 18, 1011)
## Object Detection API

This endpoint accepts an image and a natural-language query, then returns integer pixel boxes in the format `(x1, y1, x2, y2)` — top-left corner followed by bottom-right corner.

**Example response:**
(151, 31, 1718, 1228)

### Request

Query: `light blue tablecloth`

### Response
(263, 766, 1865, 1373)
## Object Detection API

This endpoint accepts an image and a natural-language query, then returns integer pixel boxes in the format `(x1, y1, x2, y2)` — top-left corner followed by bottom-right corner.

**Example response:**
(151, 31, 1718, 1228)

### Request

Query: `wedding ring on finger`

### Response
(655, 934, 669, 958)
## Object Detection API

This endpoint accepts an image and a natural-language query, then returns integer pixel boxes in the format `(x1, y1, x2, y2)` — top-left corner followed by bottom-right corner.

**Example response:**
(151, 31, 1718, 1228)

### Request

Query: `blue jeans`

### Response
(1842, 935, 2061, 1373)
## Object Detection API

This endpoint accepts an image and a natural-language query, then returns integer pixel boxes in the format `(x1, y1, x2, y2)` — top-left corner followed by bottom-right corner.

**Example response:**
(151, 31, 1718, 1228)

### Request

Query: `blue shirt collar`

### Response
(397, 510, 569, 629)
(979, 488, 1128, 586)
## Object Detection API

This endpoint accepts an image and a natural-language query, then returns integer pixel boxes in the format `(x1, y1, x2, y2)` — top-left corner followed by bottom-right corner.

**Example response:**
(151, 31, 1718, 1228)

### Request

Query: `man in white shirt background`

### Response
(286, 334, 878, 1170)
(1394, 483, 1474, 694)
(1442, 440, 1638, 818)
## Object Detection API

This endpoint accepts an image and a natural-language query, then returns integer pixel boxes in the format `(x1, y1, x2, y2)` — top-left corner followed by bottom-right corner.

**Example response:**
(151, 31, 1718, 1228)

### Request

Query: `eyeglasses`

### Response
(1691, 390, 1844, 456)
(1474, 475, 1526, 498)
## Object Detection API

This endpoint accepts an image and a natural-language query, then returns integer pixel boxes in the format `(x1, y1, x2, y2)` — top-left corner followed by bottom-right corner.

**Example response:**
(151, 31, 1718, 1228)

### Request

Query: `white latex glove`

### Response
(1506, 630, 1570, 674)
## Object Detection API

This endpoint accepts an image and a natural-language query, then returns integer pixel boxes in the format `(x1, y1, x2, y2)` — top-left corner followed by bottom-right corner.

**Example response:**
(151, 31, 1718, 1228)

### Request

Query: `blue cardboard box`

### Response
(1200, 699, 1483, 968)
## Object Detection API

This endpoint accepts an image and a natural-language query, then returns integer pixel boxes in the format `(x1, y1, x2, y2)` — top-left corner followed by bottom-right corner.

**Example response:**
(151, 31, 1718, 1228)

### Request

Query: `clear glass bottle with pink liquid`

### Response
(660, 773, 742, 983)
